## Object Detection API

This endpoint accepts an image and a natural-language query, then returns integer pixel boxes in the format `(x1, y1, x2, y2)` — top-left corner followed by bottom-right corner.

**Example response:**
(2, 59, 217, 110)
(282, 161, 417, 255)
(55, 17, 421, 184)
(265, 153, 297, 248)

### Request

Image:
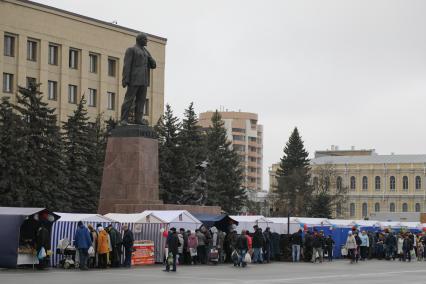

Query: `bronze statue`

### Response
(121, 33, 156, 125)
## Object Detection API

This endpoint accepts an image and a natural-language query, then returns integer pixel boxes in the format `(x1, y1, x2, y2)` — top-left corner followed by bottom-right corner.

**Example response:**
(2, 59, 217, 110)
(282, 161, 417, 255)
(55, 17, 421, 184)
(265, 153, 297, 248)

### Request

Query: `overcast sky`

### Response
(36, 0, 426, 191)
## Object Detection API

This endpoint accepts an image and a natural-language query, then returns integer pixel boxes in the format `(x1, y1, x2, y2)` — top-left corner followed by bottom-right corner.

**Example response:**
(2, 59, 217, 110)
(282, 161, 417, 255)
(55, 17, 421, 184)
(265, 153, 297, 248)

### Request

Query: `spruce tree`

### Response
(86, 115, 107, 212)
(155, 104, 183, 203)
(14, 84, 68, 211)
(62, 96, 94, 212)
(0, 97, 27, 206)
(205, 111, 246, 213)
(178, 102, 206, 203)
(275, 127, 311, 216)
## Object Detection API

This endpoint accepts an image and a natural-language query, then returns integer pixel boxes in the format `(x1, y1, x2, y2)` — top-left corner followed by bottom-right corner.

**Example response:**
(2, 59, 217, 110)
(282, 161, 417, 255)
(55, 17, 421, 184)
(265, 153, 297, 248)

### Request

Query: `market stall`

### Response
(267, 217, 300, 234)
(230, 215, 273, 233)
(105, 212, 167, 263)
(0, 207, 60, 268)
(328, 219, 356, 258)
(50, 213, 117, 267)
(142, 210, 203, 231)
(192, 213, 239, 233)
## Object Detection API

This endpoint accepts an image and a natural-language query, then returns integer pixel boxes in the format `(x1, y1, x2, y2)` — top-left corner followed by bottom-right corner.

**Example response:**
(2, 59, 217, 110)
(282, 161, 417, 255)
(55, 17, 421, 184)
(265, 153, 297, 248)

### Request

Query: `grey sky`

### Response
(36, 0, 426, 191)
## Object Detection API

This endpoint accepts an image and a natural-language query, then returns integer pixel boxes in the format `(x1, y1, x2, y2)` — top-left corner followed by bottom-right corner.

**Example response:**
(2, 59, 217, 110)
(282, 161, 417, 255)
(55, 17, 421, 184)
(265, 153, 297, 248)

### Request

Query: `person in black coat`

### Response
(122, 225, 134, 267)
(165, 228, 180, 272)
(325, 235, 335, 261)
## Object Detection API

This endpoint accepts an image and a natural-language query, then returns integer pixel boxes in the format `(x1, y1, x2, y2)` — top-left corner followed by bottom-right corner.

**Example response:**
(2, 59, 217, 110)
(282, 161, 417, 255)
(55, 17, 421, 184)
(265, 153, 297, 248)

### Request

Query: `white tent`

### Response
(293, 217, 331, 227)
(230, 215, 273, 233)
(104, 212, 163, 224)
(380, 221, 401, 229)
(399, 221, 422, 230)
(353, 220, 381, 228)
(51, 213, 117, 267)
(267, 217, 300, 234)
(142, 210, 202, 231)
(328, 219, 356, 228)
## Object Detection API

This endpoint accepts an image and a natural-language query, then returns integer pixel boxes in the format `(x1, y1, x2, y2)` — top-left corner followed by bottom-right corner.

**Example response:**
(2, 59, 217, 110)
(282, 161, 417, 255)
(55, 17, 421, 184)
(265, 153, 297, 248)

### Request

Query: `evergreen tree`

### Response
(275, 127, 311, 216)
(0, 97, 27, 206)
(14, 84, 68, 211)
(62, 96, 94, 212)
(155, 104, 183, 203)
(86, 115, 107, 212)
(178, 102, 206, 203)
(205, 111, 246, 213)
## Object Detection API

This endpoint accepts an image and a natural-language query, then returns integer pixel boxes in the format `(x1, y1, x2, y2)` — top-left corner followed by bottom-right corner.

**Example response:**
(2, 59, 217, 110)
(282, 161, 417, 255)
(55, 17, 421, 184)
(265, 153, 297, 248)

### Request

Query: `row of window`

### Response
(349, 202, 422, 217)
(4, 34, 117, 76)
(332, 175, 422, 191)
(2, 73, 117, 110)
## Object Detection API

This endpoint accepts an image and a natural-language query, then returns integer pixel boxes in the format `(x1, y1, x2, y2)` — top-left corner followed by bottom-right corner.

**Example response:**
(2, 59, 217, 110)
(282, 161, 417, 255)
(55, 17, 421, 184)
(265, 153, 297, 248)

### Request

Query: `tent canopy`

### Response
(143, 210, 201, 225)
(354, 220, 381, 228)
(230, 215, 271, 223)
(293, 217, 331, 226)
(55, 212, 116, 223)
(328, 219, 356, 227)
(104, 213, 162, 224)
(192, 213, 238, 232)
(0, 207, 60, 268)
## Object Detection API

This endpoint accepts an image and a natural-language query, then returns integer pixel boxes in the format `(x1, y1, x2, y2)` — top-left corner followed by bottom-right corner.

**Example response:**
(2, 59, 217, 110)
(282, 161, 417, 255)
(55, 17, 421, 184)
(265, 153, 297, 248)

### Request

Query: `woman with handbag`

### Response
(236, 230, 249, 267)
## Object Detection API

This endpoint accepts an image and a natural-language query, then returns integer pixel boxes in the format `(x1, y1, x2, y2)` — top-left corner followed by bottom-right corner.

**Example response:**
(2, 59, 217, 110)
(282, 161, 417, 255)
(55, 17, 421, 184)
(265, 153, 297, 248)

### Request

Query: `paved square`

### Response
(1, 260, 426, 284)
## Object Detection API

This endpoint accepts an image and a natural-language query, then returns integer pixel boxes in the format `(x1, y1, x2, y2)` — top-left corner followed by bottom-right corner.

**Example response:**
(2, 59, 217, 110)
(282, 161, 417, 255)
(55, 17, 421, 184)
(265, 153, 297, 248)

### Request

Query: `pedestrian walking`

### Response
(325, 235, 334, 262)
(291, 229, 303, 262)
(164, 228, 179, 272)
(74, 221, 92, 270)
(122, 225, 134, 268)
(346, 231, 357, 264)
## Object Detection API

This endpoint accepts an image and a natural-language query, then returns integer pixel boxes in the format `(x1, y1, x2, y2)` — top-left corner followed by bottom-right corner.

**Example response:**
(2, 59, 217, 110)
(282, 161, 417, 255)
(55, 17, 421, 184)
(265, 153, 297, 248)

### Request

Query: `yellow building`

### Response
(0, 0, 166, 125)
(199, 111, 263, 191)
(270, 149, 426, 219)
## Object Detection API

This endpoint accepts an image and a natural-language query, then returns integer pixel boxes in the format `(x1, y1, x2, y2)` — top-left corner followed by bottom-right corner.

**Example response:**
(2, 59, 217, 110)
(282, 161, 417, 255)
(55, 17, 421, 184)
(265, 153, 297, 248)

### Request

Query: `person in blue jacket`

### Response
(74, 221, 92, 270)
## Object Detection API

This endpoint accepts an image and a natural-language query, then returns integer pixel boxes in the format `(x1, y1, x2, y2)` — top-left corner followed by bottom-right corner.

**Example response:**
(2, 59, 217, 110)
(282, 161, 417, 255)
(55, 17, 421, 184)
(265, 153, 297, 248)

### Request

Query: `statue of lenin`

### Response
(121, 33, 156, 125)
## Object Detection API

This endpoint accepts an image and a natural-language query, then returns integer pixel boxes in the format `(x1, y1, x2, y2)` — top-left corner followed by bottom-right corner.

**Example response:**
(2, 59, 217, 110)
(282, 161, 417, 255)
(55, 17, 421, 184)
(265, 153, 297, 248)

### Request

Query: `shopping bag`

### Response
(244, 252, 251, 263)
(167, 253, 174, 265)
(209, 249, 219, 262)
(341, 247, 348, 256)
(231, 250, 239, 263)
(88, 246, 95, 257)
(189, 248, 197, 257)
(38, 247, 47, 260)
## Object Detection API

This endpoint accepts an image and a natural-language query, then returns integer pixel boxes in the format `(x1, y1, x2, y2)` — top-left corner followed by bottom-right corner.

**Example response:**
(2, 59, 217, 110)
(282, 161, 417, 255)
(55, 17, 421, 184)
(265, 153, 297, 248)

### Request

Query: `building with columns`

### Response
(0, 0, 166, 125)
(199, 111, 263, 192)
(269, 148, 426, 219)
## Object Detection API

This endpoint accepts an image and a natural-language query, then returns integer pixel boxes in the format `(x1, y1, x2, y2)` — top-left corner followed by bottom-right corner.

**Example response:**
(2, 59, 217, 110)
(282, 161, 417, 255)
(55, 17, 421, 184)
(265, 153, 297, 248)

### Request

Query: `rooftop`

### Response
(312, 154, 426, 165)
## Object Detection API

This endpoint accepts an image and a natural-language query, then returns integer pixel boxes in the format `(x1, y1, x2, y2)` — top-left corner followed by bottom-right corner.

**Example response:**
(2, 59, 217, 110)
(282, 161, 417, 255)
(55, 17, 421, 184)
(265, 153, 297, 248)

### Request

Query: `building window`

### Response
(375, 176, 381, 191)
(108, 58, 116, 77)
(48, 80, 57, 100)
(48, 44, 59, 65)
(350, 176, 356, 190)
(233, 135, 245, 141)
(362, 202, 368, 217)
(88, 88, 97, 107)
(336, 176, 342, 190)
(324, 176, 330, 189)
(390, 202, 395, 212)
(416, 176, 421, 190)
(3, 73, 13, 93)
(375, 202, 380, 212)
(390, 176, 396, 191)
(107, 92, 115, 110)
(349, 203, 355, 217)
(26, 77, 36, 88)
(89, 53, 98, 73)
(68, 85, 77, 104)
(402, 203, 408, 212)
(362, 176, 368, 191)
(402, 176, 408, 191)
(4, 34, 15, 57)
(27, 40, 37, 61)
(232, 128, 246, 133)
(69, 49, 79, 69)
(313, 177, 319, 188)
(416, 203, 421, 212)
(336, 203, 342, 216)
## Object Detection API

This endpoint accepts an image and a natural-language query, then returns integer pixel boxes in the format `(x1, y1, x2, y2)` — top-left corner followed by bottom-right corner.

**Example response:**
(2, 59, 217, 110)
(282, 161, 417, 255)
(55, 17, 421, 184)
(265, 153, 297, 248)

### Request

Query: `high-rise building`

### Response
(269, 148, 426, 219)
(198, 111, 263, 191)
(0, 0, 166, 125)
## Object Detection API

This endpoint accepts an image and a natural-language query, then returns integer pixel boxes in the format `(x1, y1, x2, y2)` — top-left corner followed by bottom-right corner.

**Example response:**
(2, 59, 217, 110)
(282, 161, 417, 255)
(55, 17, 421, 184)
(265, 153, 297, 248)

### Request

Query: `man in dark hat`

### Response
(164, 228, 180, 272)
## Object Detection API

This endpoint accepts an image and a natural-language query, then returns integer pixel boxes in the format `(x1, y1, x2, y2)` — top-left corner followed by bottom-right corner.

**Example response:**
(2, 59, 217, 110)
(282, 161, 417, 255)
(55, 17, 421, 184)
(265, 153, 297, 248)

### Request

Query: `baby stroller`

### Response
(56, 238, 76, 269)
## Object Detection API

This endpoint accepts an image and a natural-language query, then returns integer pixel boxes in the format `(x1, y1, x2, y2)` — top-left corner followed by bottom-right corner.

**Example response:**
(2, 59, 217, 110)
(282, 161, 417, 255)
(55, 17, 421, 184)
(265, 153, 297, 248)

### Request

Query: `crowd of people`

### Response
(71, 221, 426, 272)
(73, 221, 134, 270)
